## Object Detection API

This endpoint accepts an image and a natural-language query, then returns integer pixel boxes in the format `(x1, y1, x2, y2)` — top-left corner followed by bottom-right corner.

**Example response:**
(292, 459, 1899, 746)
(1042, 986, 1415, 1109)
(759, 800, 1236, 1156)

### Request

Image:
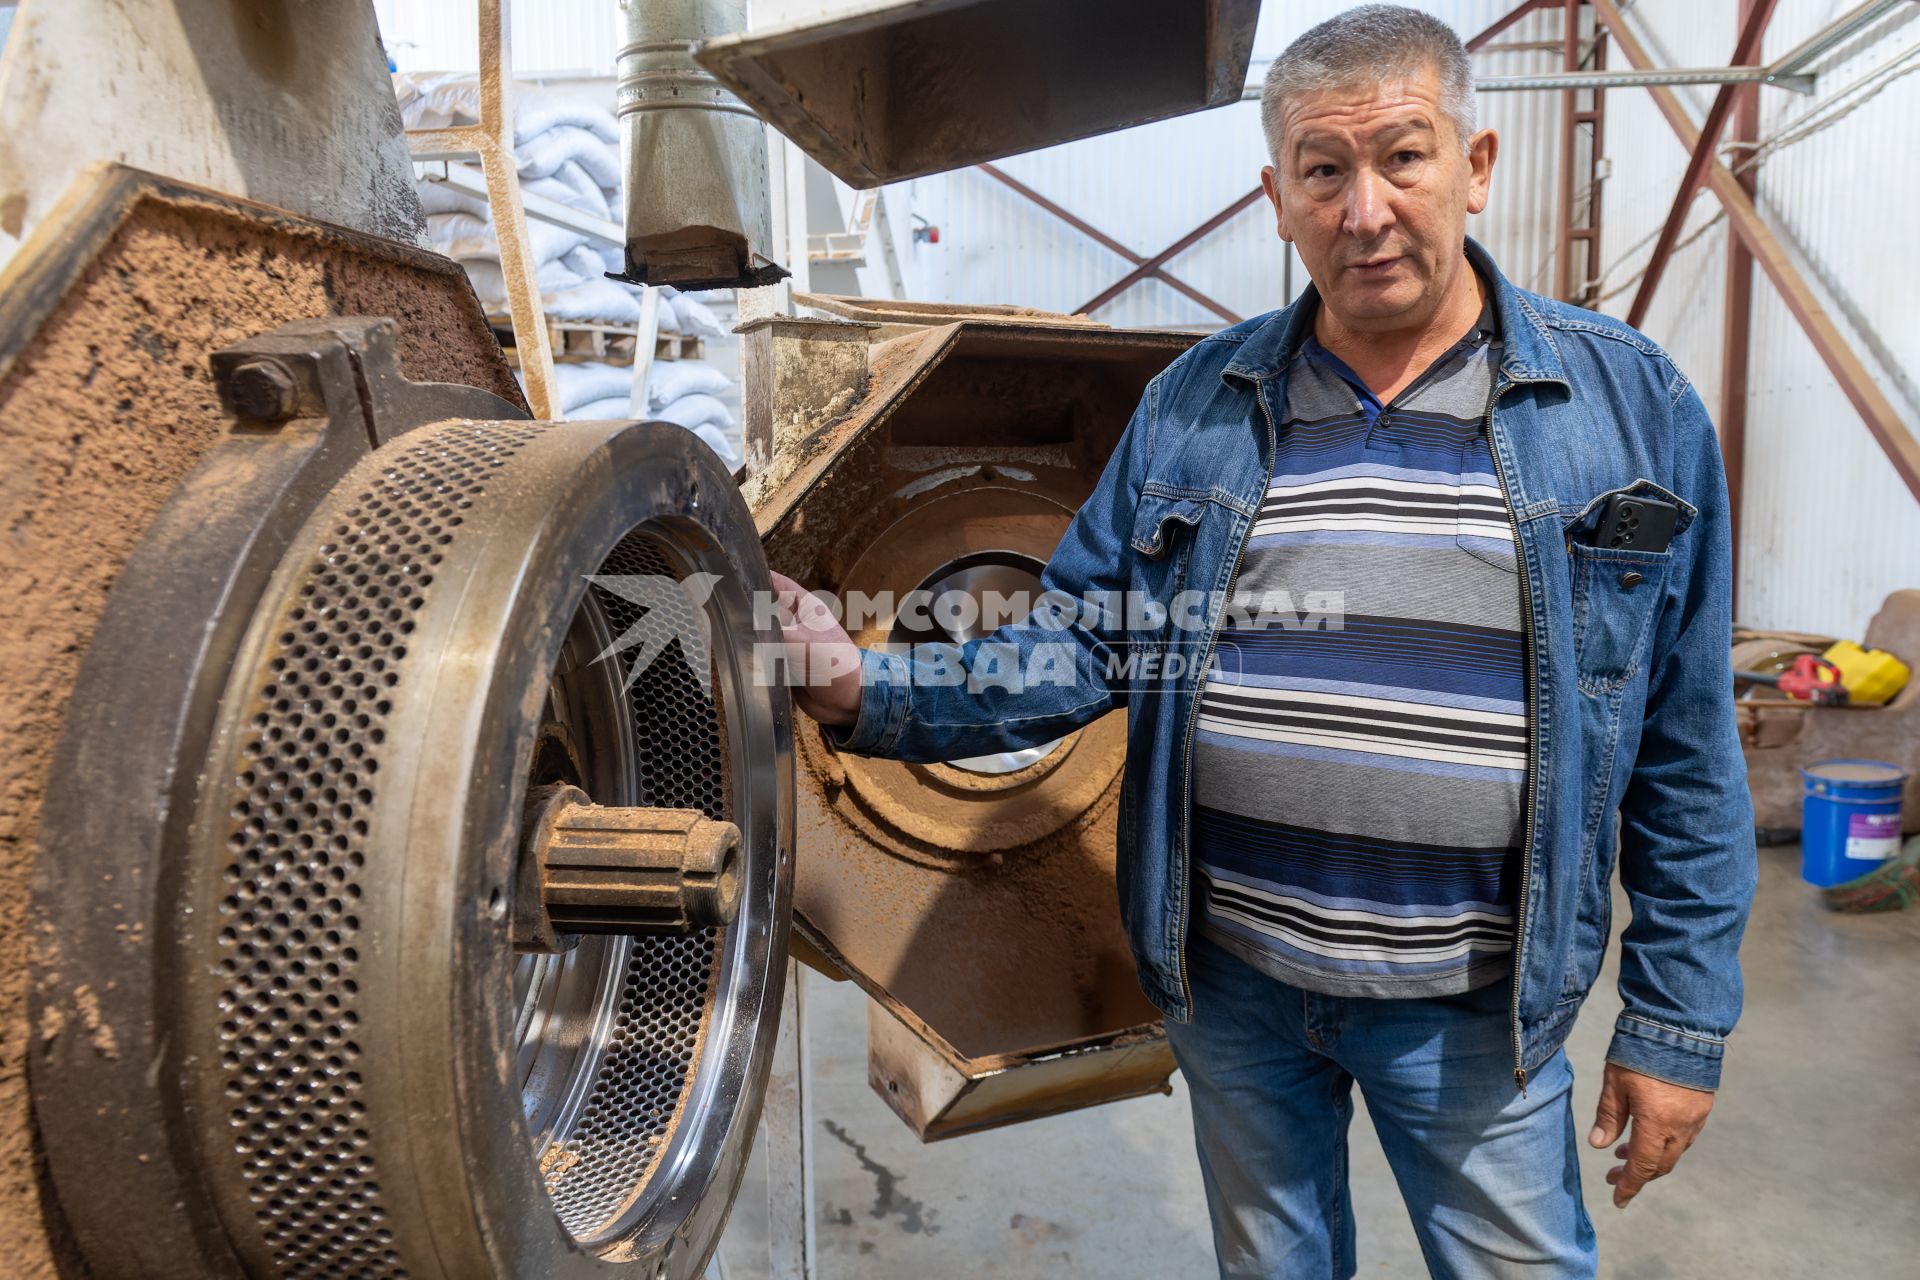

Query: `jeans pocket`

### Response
(1569, 543, 1672, 693)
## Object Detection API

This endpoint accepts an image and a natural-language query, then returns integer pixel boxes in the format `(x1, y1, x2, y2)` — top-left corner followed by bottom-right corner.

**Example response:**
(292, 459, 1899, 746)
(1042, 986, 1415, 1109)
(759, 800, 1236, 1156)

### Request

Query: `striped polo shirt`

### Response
(1191, 288, 1527, 998)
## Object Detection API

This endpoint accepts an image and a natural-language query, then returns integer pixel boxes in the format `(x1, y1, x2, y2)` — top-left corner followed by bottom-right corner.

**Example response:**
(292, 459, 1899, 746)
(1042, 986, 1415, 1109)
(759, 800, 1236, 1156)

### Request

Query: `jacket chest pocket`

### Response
(1129, 491, 1211, 650)
(1569, 543, 1672, 693)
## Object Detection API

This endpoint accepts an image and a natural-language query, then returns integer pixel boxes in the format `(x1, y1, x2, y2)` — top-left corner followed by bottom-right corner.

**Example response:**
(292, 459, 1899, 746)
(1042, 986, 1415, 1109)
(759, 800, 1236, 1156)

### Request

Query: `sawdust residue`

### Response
(743, 326, 948, 521)
(0, 185, 516, 1273)
(538, 1145, 581, 1185)
(67, 986, 115, 1060)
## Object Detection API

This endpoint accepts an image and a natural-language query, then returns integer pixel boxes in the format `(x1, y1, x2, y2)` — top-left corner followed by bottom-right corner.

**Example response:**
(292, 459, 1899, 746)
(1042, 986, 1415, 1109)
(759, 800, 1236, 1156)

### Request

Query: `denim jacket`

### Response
(826, 238, 1757, 1091)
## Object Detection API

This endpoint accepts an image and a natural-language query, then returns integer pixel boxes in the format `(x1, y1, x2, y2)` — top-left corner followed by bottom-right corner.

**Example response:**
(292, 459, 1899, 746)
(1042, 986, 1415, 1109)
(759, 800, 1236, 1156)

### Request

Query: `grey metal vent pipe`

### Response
(616, 0, 788, 290)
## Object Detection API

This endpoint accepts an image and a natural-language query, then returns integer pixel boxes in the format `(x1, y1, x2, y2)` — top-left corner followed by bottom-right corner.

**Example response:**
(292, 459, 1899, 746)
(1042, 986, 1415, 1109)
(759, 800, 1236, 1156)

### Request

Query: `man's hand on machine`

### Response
(769, 571, 862, 728)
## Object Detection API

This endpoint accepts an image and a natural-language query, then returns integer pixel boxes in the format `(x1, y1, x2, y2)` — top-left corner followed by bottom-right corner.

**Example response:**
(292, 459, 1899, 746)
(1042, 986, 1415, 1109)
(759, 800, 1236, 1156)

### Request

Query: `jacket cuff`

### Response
(818, 646, 910, 757)
(1605, 1013, 1724, 1091)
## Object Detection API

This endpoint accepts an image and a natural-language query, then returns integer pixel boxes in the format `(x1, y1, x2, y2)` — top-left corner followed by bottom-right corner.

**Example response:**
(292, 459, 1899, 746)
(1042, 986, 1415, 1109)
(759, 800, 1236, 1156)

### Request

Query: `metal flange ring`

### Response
(828, 484, 1127, 856)
(176, 418, 791, 1278)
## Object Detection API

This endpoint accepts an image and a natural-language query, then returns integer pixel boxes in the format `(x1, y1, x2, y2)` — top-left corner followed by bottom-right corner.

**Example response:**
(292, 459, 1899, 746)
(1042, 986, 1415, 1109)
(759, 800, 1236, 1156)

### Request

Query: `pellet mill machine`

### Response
(0, 2, 1258, 1276)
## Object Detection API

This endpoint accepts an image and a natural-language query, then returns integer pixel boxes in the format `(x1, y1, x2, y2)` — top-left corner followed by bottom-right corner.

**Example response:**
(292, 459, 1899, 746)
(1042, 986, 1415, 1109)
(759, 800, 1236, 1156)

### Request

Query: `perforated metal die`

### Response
(180, 418, 791, 1279)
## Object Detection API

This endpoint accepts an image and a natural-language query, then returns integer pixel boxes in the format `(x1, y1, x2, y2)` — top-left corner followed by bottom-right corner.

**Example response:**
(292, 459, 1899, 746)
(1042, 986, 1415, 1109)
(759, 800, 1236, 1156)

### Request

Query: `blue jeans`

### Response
(1165, 934, 1598, 1279)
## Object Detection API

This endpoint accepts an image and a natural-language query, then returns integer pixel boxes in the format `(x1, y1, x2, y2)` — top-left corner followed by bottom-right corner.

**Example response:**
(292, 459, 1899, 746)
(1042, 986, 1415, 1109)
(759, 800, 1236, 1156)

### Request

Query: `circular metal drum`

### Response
(47, 417, 791, 1278)
(821, 484, 1127, 856)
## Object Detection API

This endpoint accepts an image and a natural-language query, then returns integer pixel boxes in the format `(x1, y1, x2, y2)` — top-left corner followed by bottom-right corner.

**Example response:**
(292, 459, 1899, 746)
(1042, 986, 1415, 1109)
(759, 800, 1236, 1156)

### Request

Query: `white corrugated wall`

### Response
(373, 0, 617, 76)
(1596, 0, 1920, 634)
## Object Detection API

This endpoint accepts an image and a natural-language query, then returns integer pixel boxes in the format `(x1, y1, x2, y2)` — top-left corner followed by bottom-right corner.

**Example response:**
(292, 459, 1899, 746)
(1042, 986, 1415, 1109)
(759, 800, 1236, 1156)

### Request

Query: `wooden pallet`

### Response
(488, 314, 705, 367)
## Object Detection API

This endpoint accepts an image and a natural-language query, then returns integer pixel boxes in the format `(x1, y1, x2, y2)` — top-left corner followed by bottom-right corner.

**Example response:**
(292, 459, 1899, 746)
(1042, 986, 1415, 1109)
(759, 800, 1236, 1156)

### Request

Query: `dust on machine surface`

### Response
(0, 1, 1260, 1276)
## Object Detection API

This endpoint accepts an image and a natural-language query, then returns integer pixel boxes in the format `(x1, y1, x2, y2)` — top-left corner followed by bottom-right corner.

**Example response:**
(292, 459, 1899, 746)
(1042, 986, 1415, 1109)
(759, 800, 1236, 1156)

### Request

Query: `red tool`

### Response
(1735, 654, 1851, 706)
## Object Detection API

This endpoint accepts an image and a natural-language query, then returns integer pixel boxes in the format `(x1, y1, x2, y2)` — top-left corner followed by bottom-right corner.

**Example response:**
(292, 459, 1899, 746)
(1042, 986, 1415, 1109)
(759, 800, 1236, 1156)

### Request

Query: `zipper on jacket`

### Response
(1175, 372, 1278, 1016)
(1485, 375, 1539, 1093)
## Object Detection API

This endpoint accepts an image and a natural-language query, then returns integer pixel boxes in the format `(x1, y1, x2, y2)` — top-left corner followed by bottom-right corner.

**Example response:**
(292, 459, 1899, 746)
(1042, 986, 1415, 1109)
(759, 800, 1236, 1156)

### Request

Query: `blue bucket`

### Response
(1800, 759, 1907, 887)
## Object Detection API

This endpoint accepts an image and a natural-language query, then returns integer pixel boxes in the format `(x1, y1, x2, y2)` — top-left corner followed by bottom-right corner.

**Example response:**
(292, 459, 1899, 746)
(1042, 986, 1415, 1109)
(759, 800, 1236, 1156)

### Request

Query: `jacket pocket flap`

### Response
(1566, 477, 1698, 540)
(1130, 492, 1210, 558)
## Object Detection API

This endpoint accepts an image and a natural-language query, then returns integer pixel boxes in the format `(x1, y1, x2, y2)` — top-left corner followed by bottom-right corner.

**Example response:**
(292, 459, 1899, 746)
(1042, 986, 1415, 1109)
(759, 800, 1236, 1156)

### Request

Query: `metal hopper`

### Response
(750, 299, 1198, 1138)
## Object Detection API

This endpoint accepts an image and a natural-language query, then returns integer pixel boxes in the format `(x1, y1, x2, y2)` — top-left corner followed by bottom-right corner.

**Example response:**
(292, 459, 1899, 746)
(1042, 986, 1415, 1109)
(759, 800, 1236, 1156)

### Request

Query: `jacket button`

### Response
(1620, 570, 1644, 589)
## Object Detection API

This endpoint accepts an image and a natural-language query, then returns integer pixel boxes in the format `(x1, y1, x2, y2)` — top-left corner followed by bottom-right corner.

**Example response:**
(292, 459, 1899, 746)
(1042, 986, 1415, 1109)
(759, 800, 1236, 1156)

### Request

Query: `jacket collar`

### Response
(1221, 236, 1571, 389)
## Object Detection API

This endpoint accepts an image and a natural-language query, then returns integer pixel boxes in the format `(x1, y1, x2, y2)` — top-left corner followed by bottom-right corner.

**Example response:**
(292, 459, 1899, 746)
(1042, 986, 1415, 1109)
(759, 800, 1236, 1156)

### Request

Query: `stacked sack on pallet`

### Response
(546, 360, 738, 467)
(393, 72, 741, 467)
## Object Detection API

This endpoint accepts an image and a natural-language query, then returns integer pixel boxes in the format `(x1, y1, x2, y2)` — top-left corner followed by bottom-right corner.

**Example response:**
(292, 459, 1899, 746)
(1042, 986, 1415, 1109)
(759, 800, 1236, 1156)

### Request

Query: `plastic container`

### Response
(1800, 759, 1907, 887)
(1821, 640, 1911, 706)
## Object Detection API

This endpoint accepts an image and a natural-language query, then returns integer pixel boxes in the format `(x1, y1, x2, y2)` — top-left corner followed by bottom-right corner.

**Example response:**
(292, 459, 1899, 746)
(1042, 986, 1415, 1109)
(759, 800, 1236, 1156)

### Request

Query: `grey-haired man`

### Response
(773, 6, 1752, 1276)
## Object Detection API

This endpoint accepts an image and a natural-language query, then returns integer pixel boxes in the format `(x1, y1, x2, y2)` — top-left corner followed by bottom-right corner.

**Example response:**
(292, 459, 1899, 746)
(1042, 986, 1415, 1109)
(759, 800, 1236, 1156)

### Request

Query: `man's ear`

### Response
(1465, 128, 1498, 215)
(1261, 165, 1292, 243)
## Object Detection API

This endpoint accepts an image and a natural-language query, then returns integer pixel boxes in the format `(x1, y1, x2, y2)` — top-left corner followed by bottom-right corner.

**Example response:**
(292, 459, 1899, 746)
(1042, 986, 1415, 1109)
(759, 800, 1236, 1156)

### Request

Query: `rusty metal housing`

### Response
(11, 167, 792, 1280)
(696, 0, 1262, 188)
(749, 297, 1197, 1139)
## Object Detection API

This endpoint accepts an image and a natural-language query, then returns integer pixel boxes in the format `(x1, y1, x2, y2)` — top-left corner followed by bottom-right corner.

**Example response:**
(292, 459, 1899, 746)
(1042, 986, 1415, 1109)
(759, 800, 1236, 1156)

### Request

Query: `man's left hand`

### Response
(1588, 1062, 1714, 1208)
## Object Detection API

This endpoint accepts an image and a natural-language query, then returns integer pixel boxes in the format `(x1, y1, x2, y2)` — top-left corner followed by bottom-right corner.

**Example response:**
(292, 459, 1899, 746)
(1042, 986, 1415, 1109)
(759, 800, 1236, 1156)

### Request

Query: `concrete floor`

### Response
(717, 842, 1920, 1277)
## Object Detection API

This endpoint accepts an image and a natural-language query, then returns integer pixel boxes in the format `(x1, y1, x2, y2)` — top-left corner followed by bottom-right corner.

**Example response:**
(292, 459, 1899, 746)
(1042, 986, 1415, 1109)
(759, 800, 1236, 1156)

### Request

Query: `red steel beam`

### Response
(1078, 187, 1264, 316)
(1558, 25, 1614, 304)
(1626, 0, 1780, 328)
(1554, 0, 1582, 301)
(1585, 25, 1608, 305)
(977, 163, 1244, 324)
(1721, 0, 1762, 611)
(1592, 0, 1920, 503)
(1466, 0, 1553, 54)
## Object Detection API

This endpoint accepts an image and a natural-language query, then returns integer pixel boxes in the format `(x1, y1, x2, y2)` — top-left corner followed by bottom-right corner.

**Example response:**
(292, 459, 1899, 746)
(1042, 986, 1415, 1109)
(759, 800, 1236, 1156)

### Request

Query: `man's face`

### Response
(1262, 64, 1495, 332)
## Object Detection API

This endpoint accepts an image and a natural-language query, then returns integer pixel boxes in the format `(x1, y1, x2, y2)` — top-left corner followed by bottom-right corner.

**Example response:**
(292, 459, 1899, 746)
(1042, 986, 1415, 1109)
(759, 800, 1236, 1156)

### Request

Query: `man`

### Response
(771, 6, 1756, 1275)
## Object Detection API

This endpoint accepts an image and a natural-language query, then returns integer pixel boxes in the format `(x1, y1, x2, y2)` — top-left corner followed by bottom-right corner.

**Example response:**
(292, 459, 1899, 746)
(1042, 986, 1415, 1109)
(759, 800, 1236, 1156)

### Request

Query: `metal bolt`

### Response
(1620, 570, 1644, 590)
(227, 359, 297, 420)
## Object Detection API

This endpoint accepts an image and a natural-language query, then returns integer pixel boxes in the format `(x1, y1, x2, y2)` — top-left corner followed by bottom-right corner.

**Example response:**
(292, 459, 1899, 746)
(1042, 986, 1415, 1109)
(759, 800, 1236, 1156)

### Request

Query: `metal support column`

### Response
(1583, 23, 1608, 304)
(625, 285, 664, 419)
(1720, 0, 1764, 613)
(1555, 0, 1581, 302)
(870, 191, 908, 300)
(763, 960, 817, 1280)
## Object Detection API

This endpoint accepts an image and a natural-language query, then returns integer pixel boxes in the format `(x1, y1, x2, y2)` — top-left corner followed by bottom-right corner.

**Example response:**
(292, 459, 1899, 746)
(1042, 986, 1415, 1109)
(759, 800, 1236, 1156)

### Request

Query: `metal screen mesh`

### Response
(214, 422, 540, 1279)
(542, 532, 727, 1239)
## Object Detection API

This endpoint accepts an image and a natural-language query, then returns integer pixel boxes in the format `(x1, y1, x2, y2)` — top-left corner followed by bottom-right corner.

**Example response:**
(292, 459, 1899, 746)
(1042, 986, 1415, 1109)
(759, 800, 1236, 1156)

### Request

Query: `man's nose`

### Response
(1342, 168, 1394, 241)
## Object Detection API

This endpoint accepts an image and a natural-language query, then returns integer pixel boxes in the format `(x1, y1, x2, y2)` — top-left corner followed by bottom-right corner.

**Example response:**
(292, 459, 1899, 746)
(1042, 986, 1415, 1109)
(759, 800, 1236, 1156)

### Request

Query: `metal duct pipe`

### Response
(616, 0, 788, 290)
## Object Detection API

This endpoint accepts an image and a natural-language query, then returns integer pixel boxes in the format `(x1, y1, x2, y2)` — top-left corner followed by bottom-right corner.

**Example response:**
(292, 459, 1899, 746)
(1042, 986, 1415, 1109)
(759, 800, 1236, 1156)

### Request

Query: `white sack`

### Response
(550, 363, 634, 414)
(394, 73, 617, 144)
(645, 360, 731, 410)
(671, 294, 730, 340)
(653, 392, 734, 432)
(516, 125, 621, 190)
